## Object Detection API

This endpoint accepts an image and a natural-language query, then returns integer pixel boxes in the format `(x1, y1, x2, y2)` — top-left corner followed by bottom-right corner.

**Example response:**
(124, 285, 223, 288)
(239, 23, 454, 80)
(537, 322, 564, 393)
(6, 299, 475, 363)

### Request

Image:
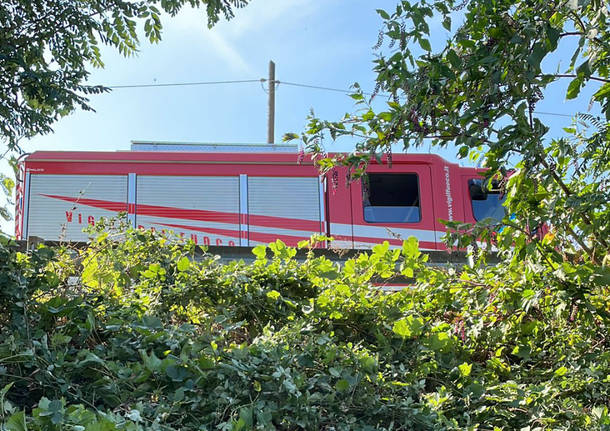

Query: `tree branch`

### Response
(542, 74, 610, 84)
(559, 30, 606, 47)
(537, 157, 608, 256)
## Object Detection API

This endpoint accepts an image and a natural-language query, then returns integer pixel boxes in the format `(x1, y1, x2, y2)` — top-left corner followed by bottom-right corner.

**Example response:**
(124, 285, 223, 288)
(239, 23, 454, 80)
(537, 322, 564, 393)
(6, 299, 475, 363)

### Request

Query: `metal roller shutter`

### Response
(27, 174, 127, 241)
(136, 176, 240, 246)
(247, 176, 321, 245)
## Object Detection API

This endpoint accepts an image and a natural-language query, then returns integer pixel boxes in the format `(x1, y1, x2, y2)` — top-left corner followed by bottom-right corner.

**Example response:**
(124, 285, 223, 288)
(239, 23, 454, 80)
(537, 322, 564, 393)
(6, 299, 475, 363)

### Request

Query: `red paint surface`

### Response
(40, 194, 127, 212)
(39, 194, 321, 233)
(155, 222, 310, 247)
(19, 151, 484, 249)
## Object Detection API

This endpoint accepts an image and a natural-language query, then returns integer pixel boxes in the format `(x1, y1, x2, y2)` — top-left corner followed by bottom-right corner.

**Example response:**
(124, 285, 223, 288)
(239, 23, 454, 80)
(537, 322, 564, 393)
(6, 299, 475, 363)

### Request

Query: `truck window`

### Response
(469, 179, 506, 221)
(363, 173, 421, 223)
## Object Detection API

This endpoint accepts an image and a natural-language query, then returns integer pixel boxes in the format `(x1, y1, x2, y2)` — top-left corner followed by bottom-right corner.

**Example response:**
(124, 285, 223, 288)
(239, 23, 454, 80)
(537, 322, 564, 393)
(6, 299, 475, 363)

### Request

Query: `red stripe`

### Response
(246, 230, 309, 246)
(39, 194, 437, 249)
(128, 203, 135, 214)
(41, 194, 127, 211)
(352, 234, 436, 250)
(137, 202, 319, 230)
(26, 151, 448, 165)
(41, 194, 320, 231)
(249, 213, 320, 231)
(154, 222, 309, 246)
(136, 202, 238, 224)
(155, 222, 240, 240)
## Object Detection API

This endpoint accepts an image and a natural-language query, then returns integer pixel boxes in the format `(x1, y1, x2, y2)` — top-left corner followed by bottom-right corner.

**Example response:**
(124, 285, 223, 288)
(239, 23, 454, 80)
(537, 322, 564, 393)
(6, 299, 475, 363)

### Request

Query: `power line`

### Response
(531, 111, 573, 118)
(104, 77, 577, 118)
(106, 77, 382, 96)
(276, 80, 381, 97)
(277, 82, 576, 118)
(108, 79, 262, 89)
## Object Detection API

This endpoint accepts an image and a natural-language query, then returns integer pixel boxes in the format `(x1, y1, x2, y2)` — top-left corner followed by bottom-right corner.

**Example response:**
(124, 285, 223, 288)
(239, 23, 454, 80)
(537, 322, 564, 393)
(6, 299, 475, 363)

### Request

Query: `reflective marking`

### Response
(331, 222, 437, 243)
(128, 173, 136, 228)
(330, 223, 352, 236)
(330, 240, 352, 249)
(250, 224, 319, 238)
(239, 174, 248, 246)
(318, 178, 325, 228)
(23, 172, 31, 240)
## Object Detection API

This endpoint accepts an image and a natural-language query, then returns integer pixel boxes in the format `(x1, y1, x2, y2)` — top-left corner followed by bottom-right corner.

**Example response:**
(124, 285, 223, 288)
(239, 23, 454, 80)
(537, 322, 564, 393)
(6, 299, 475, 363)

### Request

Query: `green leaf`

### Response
(527, 43, 546, 70)
(566, 76, 584, 99)
(335, 379, 350, 392)
(166, 365, 189, 382)
(177, 256, 190, 272)
(376, 9, 390, 20)
(442, 16, 451, 31)
(0, 383, 14, 411)
(418, 38, 431, 52)
(427, 332, 452, 352)
(239, 407, 253, 428)
(198, 356, 215, 370)
(576, 59, 591, 77)
(252, 245, 267, 259)
(446, 49, 461, 69)
(233, 418, 247, 431)
(392, 316, 424, 338)
(458, 362, 472, 377)
(37, 399, 64, 425)
(1, 176, 14, 198)
(3, 411, 27, 431)
(141, 315, 162, 329)
(593, 83, 610, 102)
(282, 132, 299, 142)
(266, 290, 281, 300)
(402, 236, 421, 259)
(554, 366, 568, 377)
(141, 350, 162, 372)
(126, 409, 142, 422)
(545, 25, 560, 50)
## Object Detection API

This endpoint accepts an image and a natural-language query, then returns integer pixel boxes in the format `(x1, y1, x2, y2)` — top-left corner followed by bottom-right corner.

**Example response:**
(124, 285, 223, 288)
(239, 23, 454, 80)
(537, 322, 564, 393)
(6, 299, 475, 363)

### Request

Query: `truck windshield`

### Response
(469, 179, 506, 222)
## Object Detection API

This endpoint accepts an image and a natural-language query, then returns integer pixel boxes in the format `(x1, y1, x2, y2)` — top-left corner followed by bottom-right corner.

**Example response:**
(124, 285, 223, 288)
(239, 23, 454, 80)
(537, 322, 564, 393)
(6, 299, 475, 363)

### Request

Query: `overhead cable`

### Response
(104, 78, 576, 118)
(108, 79, 262, 89)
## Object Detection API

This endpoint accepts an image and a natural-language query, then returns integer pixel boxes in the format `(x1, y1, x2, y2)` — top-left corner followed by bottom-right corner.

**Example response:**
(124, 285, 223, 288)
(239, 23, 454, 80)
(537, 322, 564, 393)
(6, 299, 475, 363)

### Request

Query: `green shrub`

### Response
(0, 231, 609, 430)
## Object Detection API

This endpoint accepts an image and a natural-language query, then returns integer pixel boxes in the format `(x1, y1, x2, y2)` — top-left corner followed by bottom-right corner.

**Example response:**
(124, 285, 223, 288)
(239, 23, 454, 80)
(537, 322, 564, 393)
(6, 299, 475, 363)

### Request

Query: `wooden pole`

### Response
(267, 60, 275, 144)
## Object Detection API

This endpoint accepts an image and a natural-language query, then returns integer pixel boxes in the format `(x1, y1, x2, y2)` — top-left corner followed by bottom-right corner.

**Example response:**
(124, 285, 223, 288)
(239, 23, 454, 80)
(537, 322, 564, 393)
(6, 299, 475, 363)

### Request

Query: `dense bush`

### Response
(0, 228, 609, 431)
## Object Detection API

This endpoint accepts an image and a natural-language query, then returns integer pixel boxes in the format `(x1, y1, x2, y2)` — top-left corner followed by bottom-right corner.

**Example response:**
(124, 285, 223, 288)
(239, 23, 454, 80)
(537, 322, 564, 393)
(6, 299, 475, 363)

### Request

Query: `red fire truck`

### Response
(14, 142, 505, 249)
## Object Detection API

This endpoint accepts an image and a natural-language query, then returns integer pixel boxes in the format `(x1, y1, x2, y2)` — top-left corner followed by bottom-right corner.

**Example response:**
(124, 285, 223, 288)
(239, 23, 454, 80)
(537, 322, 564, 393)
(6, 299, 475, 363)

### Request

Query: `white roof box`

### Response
(130, 141, 298, 153)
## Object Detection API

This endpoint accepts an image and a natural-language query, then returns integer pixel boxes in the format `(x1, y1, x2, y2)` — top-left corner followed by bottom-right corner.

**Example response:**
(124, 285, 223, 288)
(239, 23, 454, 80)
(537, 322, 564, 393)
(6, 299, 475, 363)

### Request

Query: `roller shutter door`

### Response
(27, 174, 127, 241)
(247, 176, 321, 245)
(136, 176, 240, 246)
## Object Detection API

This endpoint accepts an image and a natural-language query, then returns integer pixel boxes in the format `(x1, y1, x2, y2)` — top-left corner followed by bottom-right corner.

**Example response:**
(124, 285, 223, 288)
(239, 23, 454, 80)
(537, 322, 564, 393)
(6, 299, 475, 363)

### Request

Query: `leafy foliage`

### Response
(0, 0, 249, 151)
(0, 0, 249, 224)
(1, 228, 609, 430)
(1, 3, 609, 428)
(287, 0, 610, 271)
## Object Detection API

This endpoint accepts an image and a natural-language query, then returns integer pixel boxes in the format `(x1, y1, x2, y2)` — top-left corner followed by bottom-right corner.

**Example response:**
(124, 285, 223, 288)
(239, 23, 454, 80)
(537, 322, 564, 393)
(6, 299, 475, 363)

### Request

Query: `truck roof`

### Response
(25, 150, 457, 167)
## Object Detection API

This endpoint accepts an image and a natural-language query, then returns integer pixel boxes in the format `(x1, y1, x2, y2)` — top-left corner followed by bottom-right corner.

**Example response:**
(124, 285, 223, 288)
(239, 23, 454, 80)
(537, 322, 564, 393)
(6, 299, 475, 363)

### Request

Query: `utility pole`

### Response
(267, 60, 275, 144)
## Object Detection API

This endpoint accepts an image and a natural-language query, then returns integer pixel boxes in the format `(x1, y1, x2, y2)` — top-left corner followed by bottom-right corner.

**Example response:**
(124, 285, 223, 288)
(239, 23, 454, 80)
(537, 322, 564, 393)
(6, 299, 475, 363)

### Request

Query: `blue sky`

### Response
(1, 0, 602, 234)
(22, 0, 406, 152)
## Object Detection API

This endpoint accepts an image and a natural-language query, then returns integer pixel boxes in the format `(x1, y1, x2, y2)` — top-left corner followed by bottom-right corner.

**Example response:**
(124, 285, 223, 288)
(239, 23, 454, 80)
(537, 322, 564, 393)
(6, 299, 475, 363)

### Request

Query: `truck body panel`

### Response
(16, 150, 494, 249)
(27, 174, 127, 241)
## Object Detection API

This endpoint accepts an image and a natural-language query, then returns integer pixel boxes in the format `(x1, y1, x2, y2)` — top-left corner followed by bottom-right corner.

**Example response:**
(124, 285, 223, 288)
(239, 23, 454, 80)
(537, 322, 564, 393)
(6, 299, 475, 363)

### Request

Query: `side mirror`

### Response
(488, 178, 502, 193)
